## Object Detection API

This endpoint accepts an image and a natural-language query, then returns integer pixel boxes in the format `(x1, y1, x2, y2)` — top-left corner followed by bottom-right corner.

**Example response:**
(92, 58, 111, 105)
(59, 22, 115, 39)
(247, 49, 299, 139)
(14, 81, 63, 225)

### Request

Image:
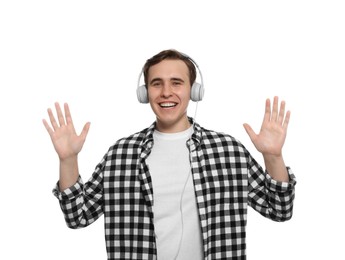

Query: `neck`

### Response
(156, 116, 191, 133)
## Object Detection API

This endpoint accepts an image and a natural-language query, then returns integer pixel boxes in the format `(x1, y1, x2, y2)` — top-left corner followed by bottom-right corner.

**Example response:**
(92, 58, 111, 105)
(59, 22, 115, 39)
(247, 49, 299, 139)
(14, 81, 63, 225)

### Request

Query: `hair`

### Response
(142, 49, 197, 88)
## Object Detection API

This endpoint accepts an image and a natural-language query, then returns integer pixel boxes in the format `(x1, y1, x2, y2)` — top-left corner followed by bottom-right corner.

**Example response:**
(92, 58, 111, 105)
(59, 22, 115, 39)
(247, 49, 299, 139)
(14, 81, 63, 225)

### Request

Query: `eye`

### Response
(172, 81, 182, 86)
(151, 81, 162, 87)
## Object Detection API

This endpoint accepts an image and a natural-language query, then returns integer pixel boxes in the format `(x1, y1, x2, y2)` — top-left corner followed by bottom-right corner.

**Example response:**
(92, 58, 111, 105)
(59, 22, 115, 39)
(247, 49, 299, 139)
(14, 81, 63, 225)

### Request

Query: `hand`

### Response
(42, 102, 90, 161)
(243, 96, 290, 157)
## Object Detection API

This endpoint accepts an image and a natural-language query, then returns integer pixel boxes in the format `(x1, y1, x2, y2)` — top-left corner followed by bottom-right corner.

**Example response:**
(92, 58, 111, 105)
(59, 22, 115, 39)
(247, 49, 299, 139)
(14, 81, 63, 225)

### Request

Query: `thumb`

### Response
(243, 123, 256, 142)
(80, 122, 91, 140)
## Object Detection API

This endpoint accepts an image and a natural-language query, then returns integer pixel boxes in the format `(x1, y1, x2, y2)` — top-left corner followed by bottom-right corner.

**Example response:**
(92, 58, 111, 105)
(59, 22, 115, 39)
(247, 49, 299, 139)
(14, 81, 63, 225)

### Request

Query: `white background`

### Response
(1, 1, 344, 259)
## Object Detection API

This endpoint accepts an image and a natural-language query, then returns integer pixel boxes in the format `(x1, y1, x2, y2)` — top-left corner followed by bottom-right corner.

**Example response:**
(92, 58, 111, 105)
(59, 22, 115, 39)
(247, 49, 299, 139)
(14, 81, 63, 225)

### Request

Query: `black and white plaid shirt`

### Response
(53, 118, 296, 260)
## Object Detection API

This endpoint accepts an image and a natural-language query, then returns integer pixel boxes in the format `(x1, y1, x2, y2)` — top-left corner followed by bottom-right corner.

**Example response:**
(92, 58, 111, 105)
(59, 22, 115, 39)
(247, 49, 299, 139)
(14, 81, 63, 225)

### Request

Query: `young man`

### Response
(43, 49, 296, 260)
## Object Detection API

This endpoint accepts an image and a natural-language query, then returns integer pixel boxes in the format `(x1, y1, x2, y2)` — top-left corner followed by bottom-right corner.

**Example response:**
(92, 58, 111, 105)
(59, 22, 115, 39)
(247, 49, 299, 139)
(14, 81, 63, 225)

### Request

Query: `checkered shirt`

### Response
(53, 118, 296, 260)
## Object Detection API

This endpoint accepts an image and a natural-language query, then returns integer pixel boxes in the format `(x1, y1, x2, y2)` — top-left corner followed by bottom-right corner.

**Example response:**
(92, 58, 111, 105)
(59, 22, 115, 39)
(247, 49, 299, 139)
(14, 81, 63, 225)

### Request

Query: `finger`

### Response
(80, 122, 91, 140)
(278, 100, 286, 125)
(64, 103, 74, 127)
(55, 102, 66, 126)
(263, 98, 271, 123)
(42, 118, 54, 137)
(47, 107, 59, 131)
(283, 110, 291, 131)
(243, 123, 256, 142)
(271, 96, 279, 121)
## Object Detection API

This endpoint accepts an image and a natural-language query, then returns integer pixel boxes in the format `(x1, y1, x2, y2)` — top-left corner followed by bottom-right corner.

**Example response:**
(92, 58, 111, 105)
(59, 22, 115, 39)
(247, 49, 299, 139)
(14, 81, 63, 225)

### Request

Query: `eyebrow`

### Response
(149, 77, 185, 85)
(171, 78, 184, 83)
(149, 78, 162, 85)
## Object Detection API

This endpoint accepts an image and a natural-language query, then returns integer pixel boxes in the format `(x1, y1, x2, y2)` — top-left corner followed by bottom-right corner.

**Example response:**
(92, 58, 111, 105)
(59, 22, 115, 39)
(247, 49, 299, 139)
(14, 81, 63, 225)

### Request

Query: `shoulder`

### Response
(116, 127, 150, 147)
(200, 126, 247, 152)
(200, 126, 239, 143)
(105, 127, 152, 155)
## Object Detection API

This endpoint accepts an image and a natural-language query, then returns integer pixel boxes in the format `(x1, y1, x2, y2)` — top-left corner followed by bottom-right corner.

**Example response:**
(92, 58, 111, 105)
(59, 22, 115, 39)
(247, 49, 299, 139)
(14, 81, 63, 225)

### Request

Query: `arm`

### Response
(243, 96, 290, 182)
(247, 154, 296, 222)
(43, 102, 90, 191)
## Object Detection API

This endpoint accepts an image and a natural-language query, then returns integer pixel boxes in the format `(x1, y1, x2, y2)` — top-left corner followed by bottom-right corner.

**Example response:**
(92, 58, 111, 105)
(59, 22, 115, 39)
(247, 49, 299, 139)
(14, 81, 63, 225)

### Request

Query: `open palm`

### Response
(42, 103, 90, 160)
(243, 96, 290, 157)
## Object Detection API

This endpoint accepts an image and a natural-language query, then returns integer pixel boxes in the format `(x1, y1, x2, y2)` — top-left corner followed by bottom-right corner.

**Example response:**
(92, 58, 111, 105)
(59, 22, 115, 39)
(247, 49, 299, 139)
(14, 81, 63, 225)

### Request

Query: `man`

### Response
(43, 49, 296, 259)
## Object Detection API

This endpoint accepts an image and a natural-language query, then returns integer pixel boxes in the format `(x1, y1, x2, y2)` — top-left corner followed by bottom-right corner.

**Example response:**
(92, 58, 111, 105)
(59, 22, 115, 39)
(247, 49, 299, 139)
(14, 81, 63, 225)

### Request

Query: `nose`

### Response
(161, 83, 173, 98)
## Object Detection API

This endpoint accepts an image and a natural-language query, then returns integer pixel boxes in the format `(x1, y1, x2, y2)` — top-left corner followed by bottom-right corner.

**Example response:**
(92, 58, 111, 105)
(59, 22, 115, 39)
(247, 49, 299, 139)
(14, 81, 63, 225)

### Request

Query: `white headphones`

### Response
(136, 53, 205, 104)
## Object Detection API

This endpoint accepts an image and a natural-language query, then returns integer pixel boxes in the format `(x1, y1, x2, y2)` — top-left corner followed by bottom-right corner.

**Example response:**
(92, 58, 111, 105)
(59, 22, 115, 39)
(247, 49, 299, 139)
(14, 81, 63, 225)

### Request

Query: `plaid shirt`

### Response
(53, 118, 296, 260)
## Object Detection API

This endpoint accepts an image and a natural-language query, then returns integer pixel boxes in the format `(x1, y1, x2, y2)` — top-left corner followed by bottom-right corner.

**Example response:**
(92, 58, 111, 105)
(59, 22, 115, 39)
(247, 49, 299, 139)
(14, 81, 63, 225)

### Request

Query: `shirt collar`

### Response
(141, 117, 203, 152)
(189, 117, 202, 146)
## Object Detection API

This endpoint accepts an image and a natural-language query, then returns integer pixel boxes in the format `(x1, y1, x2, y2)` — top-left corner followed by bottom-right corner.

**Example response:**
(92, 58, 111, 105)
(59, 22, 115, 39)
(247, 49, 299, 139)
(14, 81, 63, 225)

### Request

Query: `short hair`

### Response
(142, 49, 197, 88)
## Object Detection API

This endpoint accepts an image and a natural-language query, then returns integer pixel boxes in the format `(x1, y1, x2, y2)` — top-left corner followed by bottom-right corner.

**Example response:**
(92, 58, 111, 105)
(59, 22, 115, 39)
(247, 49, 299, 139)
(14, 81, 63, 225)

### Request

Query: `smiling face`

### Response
(147, 59, 192, 133)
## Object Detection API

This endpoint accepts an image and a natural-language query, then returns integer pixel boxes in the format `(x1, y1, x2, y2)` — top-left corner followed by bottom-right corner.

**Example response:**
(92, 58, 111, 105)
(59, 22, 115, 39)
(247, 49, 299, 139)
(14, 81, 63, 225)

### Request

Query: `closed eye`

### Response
(171, 78, 184, 86)
(152, 82, 161, 87)
(150, 78, 163, 87)
(172, 81, 182, 86)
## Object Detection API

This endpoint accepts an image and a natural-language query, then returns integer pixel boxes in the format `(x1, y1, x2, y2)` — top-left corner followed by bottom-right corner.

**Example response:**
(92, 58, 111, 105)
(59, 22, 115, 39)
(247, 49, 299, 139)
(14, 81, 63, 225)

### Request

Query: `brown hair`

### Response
(142, 49, 197, 88)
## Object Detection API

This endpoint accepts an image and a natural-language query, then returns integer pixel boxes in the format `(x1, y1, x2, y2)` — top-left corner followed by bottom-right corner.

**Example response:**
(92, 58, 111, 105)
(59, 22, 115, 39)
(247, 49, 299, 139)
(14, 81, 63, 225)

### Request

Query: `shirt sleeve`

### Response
(52, 156, 106, 229)
(247, 156, 297, 222)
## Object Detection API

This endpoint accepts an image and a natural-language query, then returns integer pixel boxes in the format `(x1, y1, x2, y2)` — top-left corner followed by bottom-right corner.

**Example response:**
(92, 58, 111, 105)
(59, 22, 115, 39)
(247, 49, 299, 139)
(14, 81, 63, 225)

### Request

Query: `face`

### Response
(147, 59, 191, 133)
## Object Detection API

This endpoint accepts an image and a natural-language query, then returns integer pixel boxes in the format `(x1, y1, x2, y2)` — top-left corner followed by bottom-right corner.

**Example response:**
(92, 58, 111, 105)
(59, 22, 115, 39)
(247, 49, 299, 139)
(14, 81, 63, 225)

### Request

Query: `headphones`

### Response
(136, 53, 205, 103)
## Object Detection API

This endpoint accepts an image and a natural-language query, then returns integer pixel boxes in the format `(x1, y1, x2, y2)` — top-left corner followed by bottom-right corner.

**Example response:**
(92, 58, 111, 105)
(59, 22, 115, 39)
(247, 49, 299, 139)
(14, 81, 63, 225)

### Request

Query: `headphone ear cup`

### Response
(190, 82, 204, 102)
(137, 85, 149, 103)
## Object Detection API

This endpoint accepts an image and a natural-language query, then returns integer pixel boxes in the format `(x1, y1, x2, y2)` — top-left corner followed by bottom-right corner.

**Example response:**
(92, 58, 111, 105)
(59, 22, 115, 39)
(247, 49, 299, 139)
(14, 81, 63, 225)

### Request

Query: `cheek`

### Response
(180, 88, 191, 101)
(147, 88, 157, 100)
(173, 85, 190, 96)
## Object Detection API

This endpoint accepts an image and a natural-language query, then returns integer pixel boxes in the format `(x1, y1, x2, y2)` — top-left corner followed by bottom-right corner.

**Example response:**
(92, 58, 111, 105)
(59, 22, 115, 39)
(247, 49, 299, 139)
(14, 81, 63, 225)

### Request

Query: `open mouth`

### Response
(159, 102, 177, 108)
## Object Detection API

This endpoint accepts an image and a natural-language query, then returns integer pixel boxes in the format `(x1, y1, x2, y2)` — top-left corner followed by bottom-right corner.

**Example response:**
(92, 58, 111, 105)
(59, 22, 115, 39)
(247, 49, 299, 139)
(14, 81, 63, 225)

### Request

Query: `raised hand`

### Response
(42, 102, 90, 161)
(243, 96, 290, 157)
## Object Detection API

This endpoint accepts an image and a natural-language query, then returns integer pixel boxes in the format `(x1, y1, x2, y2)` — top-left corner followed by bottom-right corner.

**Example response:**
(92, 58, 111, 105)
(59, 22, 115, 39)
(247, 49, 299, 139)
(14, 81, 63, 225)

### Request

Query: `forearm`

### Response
(248, 153, 296, 222)
(263, 154, 289, 182)
(59, 156, 80, 191)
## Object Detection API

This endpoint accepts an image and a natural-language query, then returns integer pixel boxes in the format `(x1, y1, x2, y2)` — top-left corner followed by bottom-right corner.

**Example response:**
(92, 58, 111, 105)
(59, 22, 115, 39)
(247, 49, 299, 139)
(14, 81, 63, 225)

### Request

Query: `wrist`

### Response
(263, 153, 283, 163)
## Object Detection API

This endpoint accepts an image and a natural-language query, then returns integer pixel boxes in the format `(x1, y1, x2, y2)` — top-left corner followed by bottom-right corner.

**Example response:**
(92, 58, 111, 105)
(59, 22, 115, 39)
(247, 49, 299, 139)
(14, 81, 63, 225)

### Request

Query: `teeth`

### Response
(160, 103, 176, 108)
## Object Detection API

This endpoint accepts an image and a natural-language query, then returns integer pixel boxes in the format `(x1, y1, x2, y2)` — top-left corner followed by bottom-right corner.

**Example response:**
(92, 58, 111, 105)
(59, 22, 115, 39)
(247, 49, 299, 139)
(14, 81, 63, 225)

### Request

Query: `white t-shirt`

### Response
(146, 126, 203, 260)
